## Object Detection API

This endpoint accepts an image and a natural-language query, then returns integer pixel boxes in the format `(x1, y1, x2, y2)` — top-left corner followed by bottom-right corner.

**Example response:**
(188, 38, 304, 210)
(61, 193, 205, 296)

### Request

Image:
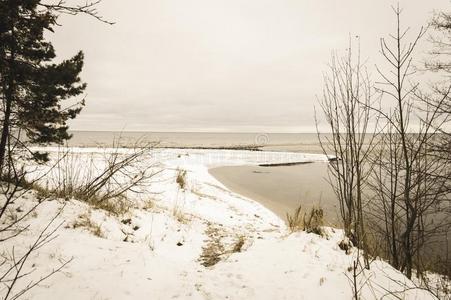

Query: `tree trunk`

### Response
(0, 7, 16, 176)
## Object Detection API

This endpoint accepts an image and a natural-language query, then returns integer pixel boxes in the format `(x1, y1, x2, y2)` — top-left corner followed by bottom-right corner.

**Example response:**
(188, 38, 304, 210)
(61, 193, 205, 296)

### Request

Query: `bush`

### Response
(32, 144, 156, 215)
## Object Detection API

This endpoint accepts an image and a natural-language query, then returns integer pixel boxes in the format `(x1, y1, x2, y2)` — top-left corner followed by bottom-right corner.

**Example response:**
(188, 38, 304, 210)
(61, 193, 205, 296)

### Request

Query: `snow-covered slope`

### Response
(0, 148, 438, 299)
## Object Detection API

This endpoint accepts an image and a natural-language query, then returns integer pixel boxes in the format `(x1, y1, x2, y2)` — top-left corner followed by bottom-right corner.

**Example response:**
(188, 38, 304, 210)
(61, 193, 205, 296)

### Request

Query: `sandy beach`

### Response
(209, 162, 340, 226)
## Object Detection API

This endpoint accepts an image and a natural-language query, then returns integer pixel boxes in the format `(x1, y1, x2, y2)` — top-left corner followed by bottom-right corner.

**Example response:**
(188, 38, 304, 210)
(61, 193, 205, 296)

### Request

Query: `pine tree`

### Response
(0, 0, 88, 171)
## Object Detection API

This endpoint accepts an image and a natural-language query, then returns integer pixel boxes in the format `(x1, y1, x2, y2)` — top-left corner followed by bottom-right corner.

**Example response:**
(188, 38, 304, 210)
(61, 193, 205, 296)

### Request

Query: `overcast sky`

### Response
(50, 0, 450, 132)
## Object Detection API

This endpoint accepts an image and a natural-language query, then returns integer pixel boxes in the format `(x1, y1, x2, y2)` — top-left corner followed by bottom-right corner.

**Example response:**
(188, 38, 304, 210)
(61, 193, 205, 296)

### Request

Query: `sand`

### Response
(209, 162, 340, 226)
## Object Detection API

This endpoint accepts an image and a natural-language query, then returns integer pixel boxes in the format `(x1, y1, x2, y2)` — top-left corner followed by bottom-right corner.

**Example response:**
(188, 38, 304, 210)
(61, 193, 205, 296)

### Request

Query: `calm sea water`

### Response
(67, 131, 326, 153)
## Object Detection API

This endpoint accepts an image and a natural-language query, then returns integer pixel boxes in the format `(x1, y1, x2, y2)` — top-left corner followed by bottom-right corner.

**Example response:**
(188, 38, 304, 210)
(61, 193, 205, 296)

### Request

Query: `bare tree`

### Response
(316, 40, 379, 266)
(317, 6, 451, 284)
(426, 8, 451, 199)
(369, 6, 450, 280)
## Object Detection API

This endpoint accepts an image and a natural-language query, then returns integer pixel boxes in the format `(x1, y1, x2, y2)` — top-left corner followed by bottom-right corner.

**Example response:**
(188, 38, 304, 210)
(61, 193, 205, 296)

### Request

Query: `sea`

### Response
(67, 131, 327, 153)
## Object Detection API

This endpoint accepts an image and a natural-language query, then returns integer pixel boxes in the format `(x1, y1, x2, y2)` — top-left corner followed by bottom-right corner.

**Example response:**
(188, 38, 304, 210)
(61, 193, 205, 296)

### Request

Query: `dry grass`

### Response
(33, 181, 132, 216)
(199, 226, 248, 267)
(287, 204, 304, 232)
(172, 205, 190, 224)
(31, 144, 156, 215)
(232, 235, 246, 253)
(142, 199, 155, 211)
(287, 204, 325, 236)
(303, 207, 324, 235)
(33, 183, 55, 200)
(199, 226, 225, 267)
(72, 212, 103, 238)
(176, 169, 187, 190)
(90, 197, 131, 216)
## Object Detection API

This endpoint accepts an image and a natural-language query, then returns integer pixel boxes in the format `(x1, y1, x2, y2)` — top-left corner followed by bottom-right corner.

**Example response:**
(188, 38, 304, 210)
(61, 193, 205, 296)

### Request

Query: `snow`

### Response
(0, 148, 440, 299)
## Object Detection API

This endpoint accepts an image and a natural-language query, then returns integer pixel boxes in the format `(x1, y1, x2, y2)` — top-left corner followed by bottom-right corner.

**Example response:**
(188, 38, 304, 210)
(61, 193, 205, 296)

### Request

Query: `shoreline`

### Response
(32, 146, 337, 225)
(47, 144, 325, 154)
(209, 162, 340, 226)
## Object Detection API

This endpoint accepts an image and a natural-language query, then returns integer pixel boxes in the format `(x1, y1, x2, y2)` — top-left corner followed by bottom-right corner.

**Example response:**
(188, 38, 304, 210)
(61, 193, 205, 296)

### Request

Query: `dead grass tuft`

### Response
(199, 226, 226, 267)
(199, 226, 248, 267)
(72, 212, 103, 238)
(287, 204, 325, 236)
(176, 169, 187, 190)
(287, 204, 304, 232)
(89, 197, 131, 216)
(142, 199, 155, 211)
(232, 235, 246, 253)
(303, 207, 324, 235)
(172, 205, 190, 224)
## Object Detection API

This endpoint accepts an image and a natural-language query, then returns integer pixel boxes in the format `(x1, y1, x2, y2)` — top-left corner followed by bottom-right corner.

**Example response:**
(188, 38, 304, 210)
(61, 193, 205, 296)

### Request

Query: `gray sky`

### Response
(50, 0, 450, 132)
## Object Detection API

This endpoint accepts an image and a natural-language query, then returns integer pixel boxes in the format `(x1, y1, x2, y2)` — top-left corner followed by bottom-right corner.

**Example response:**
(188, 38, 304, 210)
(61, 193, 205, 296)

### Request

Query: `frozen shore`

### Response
(0, 147, 440, 299)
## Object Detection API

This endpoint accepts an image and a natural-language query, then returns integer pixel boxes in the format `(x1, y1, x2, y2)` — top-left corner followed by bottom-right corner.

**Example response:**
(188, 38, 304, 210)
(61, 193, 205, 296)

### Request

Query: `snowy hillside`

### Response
(0, 148, 439, 299)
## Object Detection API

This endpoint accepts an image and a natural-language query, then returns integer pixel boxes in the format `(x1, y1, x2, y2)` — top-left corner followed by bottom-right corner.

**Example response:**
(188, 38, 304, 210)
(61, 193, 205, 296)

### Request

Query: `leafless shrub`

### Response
(318, 5, 451, 281)
(0, 164, 70, 299)
(315, 39, 378, 267)
(345, 250, 370, 300)
(367, 6, 451, 279)
(0, 206, 71, 300)
(34, 141, 159, 215)
(0, 150, 70, 300)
